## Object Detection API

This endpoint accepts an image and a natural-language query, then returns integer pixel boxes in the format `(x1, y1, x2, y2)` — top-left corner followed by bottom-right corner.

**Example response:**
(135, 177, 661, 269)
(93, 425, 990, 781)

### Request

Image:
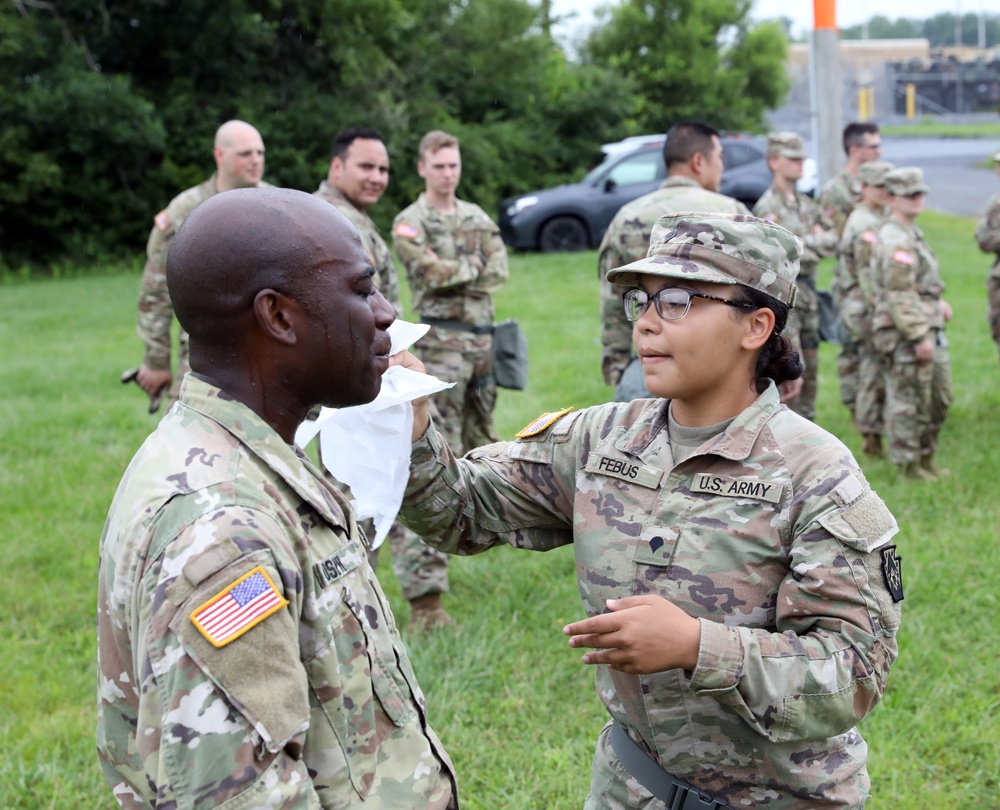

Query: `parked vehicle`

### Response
(499, 135, 816, 252)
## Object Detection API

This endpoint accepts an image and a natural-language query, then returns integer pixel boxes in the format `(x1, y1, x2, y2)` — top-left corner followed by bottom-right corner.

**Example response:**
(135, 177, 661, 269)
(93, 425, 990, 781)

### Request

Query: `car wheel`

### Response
(538, 216, 589, 252)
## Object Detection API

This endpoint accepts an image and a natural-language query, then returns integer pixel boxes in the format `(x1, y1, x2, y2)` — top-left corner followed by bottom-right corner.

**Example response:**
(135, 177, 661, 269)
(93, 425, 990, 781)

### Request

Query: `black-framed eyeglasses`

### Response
(623, 287, 756, 322)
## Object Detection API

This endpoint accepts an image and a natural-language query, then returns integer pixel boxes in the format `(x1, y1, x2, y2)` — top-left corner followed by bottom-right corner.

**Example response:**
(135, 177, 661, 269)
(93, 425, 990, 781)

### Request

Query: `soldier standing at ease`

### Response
(98, 189, 457, 808)
(838, 160, 894, 457)
(823, 123, 883, 420)
(396, 212, 902, 810)
(754, 132, 837, 420)
(872, 167, 953, 481)
(975, 148, 1000, 359)
(314, 127, 452, 632)
(599, 120, 751, 401)
(134, 120, 269, 407)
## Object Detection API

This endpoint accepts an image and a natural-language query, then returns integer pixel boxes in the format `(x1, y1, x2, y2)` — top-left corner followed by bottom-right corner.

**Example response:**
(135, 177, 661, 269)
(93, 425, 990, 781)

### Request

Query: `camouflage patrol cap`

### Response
(858, 160, 895, 187)
(885, 166, 929, 196)
(606, 212, 803, 307)
(766, 131, 807, 159)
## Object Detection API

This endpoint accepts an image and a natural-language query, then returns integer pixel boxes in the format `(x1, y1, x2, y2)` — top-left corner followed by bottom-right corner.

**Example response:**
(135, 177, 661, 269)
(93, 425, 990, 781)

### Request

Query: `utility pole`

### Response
(809, 0, 842, 188)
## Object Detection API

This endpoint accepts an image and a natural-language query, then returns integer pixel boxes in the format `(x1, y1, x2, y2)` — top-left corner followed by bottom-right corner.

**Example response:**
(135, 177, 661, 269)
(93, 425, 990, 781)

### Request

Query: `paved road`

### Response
(878, 137, 998, 218)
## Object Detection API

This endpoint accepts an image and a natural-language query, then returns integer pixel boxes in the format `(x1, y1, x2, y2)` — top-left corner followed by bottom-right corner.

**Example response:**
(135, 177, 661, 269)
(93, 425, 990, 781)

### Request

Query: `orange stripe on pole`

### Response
(814, 0, 836, 30)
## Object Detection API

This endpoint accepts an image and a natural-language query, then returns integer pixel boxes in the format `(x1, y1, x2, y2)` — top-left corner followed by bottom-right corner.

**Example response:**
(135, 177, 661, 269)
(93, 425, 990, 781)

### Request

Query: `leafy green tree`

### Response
(582, 0, 789, 134)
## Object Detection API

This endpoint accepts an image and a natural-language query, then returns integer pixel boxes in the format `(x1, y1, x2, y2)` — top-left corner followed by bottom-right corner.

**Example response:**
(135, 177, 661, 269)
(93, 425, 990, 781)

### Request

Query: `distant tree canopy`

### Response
(840, 12, 1000, 48)
(1, 0, 789, 270)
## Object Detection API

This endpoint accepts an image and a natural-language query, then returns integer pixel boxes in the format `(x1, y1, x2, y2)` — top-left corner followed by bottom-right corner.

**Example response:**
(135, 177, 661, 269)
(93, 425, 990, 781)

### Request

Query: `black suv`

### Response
(498, 135, 804, 252)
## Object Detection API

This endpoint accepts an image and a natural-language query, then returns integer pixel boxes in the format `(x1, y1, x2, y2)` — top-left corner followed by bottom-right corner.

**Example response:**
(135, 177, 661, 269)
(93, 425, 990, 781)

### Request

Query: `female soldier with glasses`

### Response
(395, 212, 903, 809)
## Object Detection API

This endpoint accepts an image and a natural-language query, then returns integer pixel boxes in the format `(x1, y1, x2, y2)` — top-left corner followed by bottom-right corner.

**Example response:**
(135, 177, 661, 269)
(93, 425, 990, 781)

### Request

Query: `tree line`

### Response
(0, 0, 788, 272)
(838, 12, 1000, 47)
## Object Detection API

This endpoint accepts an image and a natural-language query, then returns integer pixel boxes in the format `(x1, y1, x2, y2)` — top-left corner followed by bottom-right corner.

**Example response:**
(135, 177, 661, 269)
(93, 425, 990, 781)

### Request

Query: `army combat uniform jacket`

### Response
(818, 170, 862, 236)
(975, 192, 1000, 350)
(837, 202, 886, 341)
(314, 181, 402, 317)
(97, 376, 457, 809)
(598, 177, 751, 386)
(872, 219, 946, 351)
(137, 175, 273, 380)
(401, 384, 901, 809)
(392, 192, 508, 327)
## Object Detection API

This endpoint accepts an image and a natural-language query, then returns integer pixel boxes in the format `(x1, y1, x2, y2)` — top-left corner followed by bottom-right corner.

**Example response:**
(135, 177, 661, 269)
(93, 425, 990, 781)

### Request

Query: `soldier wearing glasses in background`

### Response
(872, 167, 953, 482)
(819, 122, 883, 236)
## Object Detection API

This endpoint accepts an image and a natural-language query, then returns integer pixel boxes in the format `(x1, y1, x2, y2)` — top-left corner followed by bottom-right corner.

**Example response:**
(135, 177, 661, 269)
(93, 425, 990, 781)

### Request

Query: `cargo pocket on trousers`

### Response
(302, 584, 410, 799)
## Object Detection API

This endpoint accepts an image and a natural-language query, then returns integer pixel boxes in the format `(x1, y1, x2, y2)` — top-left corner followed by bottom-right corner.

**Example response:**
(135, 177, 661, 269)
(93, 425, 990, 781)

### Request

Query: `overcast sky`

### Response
(552, 0, 990, 42)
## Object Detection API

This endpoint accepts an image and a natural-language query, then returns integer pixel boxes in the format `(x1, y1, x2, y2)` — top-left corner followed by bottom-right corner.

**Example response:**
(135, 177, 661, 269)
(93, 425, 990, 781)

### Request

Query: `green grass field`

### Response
(880, 120, 1000, 140)
(1, 210, 998, 808)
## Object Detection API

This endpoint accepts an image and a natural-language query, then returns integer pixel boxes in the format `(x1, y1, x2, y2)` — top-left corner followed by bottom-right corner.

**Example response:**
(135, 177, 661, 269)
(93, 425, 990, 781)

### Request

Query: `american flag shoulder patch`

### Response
(516, 406, 574, 438)
(862, 230, 876, 243)
(154, 210, 171, 231)
(394, 221, 419, 240)
(892, 249, 914, 265)
(190, 566, 288, 648)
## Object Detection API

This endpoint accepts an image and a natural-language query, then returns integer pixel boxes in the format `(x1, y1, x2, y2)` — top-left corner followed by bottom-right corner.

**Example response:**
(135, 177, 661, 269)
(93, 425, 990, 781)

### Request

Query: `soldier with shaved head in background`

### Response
(133, 120, 270, 408)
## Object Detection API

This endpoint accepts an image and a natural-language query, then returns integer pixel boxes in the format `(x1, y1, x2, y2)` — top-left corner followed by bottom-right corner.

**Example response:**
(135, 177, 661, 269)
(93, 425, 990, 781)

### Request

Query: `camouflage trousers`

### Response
(786, 272, 820, 421)
(988, 270, 1000, 358)
(363, 520, 449, 601)
(418, 326, 499, 454)
(835, 292, 866, 415)
(885, 335, 952, 465)
(854, 342, 888, 438)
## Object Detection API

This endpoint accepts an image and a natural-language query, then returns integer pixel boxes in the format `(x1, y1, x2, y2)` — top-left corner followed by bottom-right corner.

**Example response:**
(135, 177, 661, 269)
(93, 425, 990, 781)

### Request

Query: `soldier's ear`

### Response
(741, 307, 775, 352)
(254, 289, 301, 346)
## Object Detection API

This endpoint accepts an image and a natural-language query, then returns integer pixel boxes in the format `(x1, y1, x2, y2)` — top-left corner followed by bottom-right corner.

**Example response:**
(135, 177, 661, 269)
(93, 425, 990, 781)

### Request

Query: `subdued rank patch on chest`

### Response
(314, 545, 363, 588)
(584, 453, 663, 489)
(880, 545, 904, 602)
(690, 473, 785, 504)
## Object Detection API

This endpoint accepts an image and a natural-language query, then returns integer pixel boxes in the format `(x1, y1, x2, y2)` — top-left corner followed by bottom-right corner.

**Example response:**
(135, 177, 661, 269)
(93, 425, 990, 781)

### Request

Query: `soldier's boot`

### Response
(408, 593, 455, 633)
(921, 455, 951, 478)
(898, 462, 936, 482)
(861, 434, 884, 458)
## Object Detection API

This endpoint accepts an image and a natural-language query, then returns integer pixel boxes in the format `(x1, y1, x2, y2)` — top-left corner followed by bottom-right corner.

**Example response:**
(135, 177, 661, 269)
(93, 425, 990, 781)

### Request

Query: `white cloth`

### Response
(294, 321, 454, 548)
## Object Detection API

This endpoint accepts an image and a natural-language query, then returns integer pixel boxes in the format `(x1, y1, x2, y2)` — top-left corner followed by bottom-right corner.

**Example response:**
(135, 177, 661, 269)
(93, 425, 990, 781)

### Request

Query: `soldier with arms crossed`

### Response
(396, 212, 902, 809)
(134, 120, 269, 407)
(314, 127, 452, 631)
(98, 189, 457, 808)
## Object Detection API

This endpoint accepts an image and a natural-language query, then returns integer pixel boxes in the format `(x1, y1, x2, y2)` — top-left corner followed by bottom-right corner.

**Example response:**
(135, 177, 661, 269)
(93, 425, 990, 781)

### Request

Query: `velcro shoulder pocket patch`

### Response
(169, 552, 308, 753)
(819, 491, 899, 553)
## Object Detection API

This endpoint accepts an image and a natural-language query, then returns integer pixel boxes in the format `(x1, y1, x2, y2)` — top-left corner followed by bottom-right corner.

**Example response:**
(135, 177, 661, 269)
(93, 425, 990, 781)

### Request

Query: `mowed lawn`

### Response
(1, 209, 997, 808)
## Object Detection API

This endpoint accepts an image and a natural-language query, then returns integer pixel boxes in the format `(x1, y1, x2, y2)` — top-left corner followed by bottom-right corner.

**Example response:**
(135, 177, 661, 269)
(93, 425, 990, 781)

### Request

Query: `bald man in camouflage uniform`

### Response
(754, 132, 837, 420)
(400, 212, 901, 809)
(872, 168, 952, 481)
(599, 120, 750, 399)
(838, 160, 894, 457)
(99, 189, 457, 808)
(314, 127, 450, 631)
(975, 149, 1000, 359)
(135, 120, 270, 408)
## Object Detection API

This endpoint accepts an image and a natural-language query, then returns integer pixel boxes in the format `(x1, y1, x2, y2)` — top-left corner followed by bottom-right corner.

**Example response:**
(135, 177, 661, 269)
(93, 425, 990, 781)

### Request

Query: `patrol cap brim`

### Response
(605, 212, 801, 308)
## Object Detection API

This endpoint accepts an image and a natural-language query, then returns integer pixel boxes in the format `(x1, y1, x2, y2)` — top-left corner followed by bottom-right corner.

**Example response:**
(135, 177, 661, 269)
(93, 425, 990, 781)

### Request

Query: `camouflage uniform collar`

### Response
(416, 191, 472, 221)
(205, 172, 221, 196)
(176, 375, 346, 527)
(316, 181, 363, 216)
(615, 382, 782, 463)
(660, 176, 702, 190)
